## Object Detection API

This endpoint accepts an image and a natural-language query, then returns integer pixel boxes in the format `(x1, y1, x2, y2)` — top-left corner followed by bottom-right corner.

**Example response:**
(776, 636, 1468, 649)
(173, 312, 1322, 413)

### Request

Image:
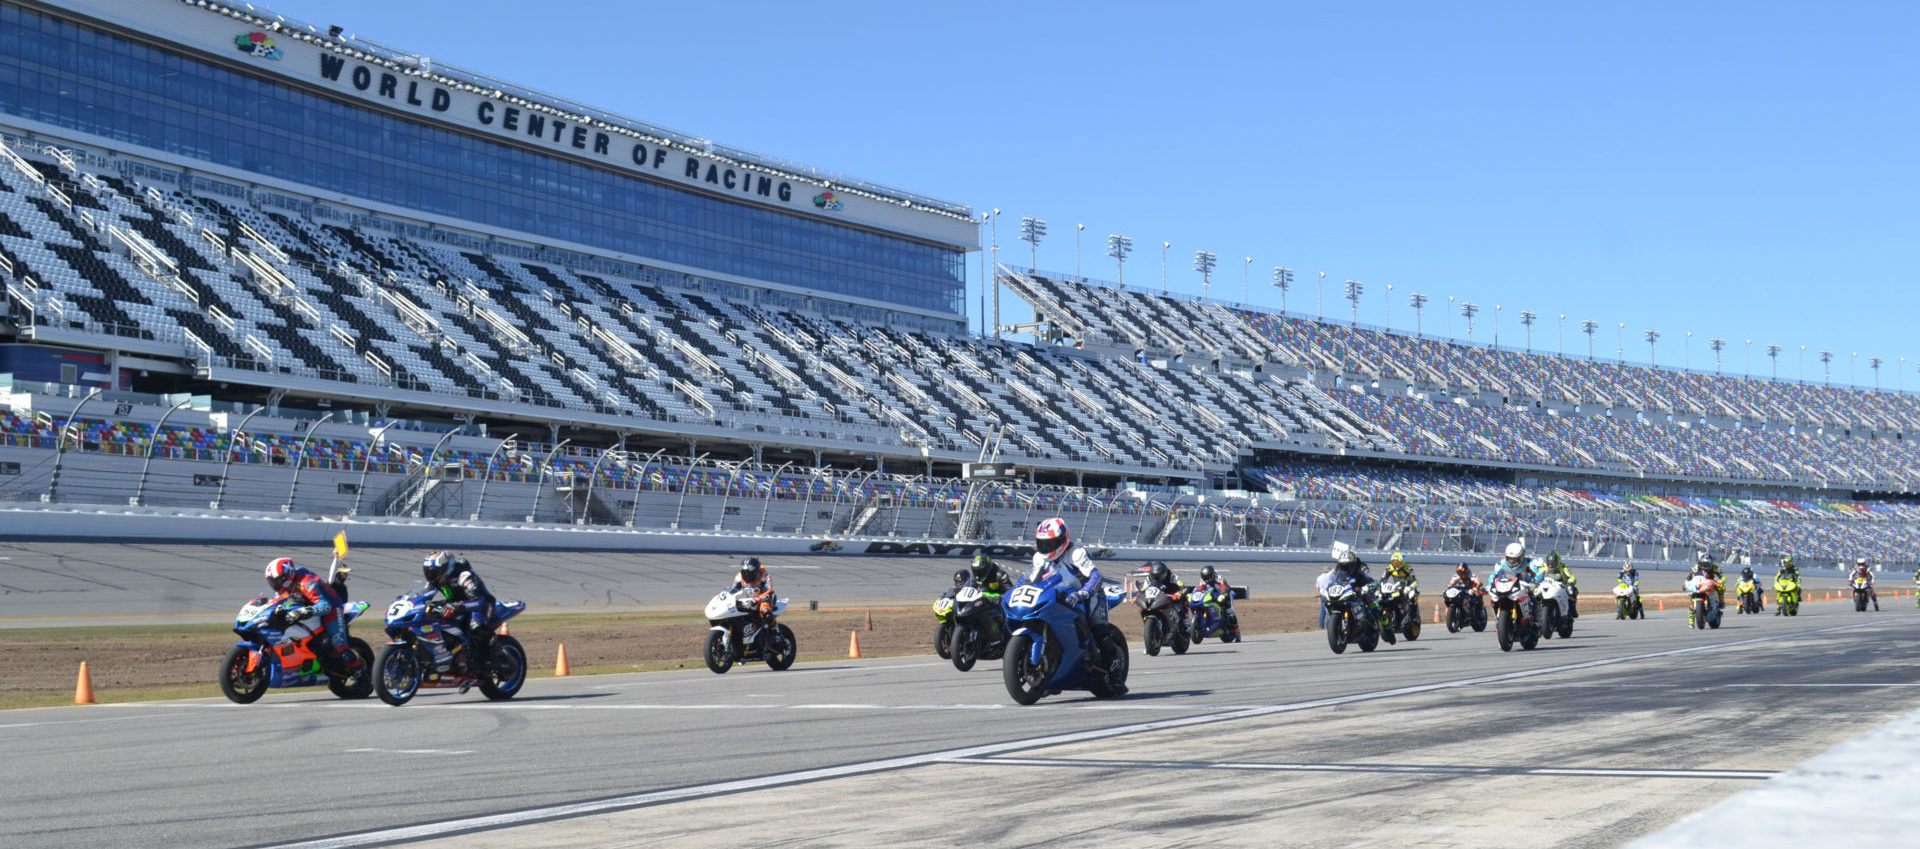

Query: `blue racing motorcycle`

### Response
(1000, 572, 1129, 705)
(373, 582, 528, 706)
(220, 593, 374, 703)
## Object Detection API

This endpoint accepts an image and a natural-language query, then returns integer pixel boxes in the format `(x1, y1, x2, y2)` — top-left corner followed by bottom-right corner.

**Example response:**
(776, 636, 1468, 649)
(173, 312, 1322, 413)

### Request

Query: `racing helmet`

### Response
(1698, 552, 1717, 567)
(1148, 561, 1173, 585)
(1199, 565, 1218, 584)
(1856, 557, 1869, 567)
(1741, 566, 1755, 579)
(265, 557, 297, 593)
(1035, 518, 1071, 561)
(1781, 555, 1796, 569)
(952, 568, 969, 587)
(1504, 542, 1527, 562)
(422, 550, 455, 584)
(1389, 552, 1405, 566)
(1453, 563, 1472, 580)
(739, 557, 764, 584)
(970, 554, 997, 582)
(1620, 561, 1637, 576)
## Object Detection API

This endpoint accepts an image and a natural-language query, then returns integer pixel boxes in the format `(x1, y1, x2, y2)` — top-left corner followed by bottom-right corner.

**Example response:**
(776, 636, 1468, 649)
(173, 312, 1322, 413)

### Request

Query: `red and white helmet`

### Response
(265, 557, 298, 593)
(1035, 517, 1071, 561)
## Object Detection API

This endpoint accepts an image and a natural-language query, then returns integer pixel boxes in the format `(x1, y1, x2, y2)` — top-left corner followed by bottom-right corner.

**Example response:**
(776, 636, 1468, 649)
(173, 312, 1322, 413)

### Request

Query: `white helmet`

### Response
(1504, 542, 1526, 560)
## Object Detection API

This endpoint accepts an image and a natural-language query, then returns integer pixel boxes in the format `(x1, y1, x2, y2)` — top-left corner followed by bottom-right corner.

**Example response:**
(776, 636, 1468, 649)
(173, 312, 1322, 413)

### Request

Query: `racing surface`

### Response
(5, 597, 1915, 848)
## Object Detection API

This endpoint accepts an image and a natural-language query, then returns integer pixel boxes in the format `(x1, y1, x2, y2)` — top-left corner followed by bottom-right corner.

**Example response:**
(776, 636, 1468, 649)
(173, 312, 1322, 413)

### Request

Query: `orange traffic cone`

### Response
(1658, 599, 1665, 612)
(865, 609, 874, 631)
(848, 630, 862, 658)
(554, 644, 570, 677)
(74, 661, 95, 705)
(1433, 604, 1443, 624)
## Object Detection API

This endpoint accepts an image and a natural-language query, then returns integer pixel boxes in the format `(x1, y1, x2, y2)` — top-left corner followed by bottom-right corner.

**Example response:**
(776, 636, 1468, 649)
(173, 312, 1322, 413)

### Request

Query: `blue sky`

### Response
(271, 1, 1920, 390)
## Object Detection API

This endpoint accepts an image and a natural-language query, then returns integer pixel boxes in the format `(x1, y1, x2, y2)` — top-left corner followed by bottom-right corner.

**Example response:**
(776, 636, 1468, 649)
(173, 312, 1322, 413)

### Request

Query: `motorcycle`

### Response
(1851, 576, 1876, 612)
(1001, 572, 1129, 705)
(932, 587, 959, 660)
(1487, 573, 1541, 652)
(1535, 572, 1574, 640)
(1442, 579, 1487, 633)
(1736, 577, 1763, 614)
(220, 593, 375, 704)
(950, 579, 1009, 672)
(704, 588, 796, 674)
(374, 583, 528, 704)
(1377, 576, 1421, 643)
(1686, 574, 1722, 630)
(1614, 580, 1645, 620)
(1321, 578, 1382, 654)
(1773, 573, 1801, 617)
(1188, 584, 1241, 644)
(1134, 583, 1191, 657)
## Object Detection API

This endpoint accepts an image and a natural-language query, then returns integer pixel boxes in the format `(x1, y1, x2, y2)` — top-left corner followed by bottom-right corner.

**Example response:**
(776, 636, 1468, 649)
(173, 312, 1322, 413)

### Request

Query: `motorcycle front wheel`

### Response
(1446, 604, 1462, 633)
(219, 645, 268, 704)
(1003, 633, 1047, 706)
(934, 621, 953, 660)
(327, 637, 376, 700)
(953, 625, 980, 671)
(1357, 616, 1380, 652)
(1519, 622, 1541, 650)
(1471, 604, 1488, 632)
(765, 625, 797, 671)
(374, 643, 423, 706)
(478, 635, 527, 699)
(704, 630, 734, 674)
(1143, 616, 1162, 657)
(1692, 600, 1709, 630)
(1326, 612, 1347, 655)
(1495, 609, 1514, 652)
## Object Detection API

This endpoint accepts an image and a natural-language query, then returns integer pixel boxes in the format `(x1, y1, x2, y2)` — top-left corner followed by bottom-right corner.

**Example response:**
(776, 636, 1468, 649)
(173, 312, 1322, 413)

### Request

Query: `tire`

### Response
(1617, 599, 1629, 620)
(1327, 613, 1347, 655)
(1558, 615, 1574, 639)
(1856, 591, 1868, 612)
(1406, 616, 1422, 642)
(704, 629, 734, 674)
(765, 625, 797, 671)
(953, 624, 980, 671)
(1191, 616, 1206, 645)
(1519, 623, 1540, 650)
(374, 643, 423, 706)
(1707, 609, 1721, 630)
(1358, 618, 1380, 652)
(934, 621, 953, 660)
(1471, 605, 1488, 632)
(1088, 625, 1129, 698)
(1143, 617, 1162, 657)
(1171, 622, 1191, 655)
(328, 637, 376, 700)
(1003, 633, 1047, 706)
(1691, 600, 1707, 630)
(219, 644, 269, 704)
(1446, 604, 1462, 633)
(1379, 613, 1396, 646)
(477, 635, 527, 699)
(1496, 609, 1514, 652)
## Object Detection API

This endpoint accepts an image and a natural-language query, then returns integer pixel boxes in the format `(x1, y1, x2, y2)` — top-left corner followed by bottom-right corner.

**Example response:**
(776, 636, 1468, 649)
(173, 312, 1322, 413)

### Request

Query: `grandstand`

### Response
(0, 0, 1915, 570)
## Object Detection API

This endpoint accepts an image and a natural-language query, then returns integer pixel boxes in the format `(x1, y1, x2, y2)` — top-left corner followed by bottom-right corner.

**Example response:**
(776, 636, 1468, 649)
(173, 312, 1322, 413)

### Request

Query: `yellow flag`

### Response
(332, 531, 349, 560)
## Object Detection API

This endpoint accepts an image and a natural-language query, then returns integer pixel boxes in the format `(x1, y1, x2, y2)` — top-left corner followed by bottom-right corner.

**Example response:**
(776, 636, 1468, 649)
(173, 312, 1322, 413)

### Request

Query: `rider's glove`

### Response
(286, 606, 312, 621)
(1068, 590, 1090, 605)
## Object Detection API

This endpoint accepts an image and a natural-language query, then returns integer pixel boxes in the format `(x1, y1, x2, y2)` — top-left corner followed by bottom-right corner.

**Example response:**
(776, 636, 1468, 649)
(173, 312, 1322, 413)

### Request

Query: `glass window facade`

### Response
(0, 3, 967, 316)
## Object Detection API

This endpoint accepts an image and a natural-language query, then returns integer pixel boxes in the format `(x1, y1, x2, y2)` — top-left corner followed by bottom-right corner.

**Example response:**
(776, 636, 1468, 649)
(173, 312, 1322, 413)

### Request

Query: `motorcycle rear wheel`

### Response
(1358, 618, 1380, 652)
(1003, 633, 1047, 706)
(1088, 625, 1129, 699)
(1170, 618, 1191, 655)
(374, 643, 423, 706)
(1557, 612, 1573, 640)
(219, 645, 268, 704)
(704, 630, 734, 674)
(478, 635, 527, 699)
(1496, 610, 1514, 651)
(1519, 622, 1540, 650)
(764, 625, 797, 671)
(327, 638, 376, 700)
(1405, 616, 1421, 642)
(1143, 617, 1162, 657)
(934, 621, 953, 660)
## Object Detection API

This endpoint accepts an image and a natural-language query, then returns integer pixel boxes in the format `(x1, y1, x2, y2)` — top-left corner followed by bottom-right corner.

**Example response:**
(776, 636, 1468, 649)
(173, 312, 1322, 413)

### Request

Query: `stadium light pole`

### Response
(1409, 292, 1428, 336)
(528, 438, 575, 523)
(470, 432, 521, 521)
(1493, 304, 1501, 347)
(1075, 224, 1084, 279)
(976, 212, 989, 337)
(1870, 356, 1882, 390)
(1819, 349, 1833, 385)
(1273, 267, 1294, 314)
(349, 423, 394, 515)
(414, 426, 462, 518)
(1744, 339, 1752, 377)
(1018, 216, 1045, 273)
(1193, 250, 1218, 302)
(1243, 256, 1252, 304)
(989, 209, 1001, 339)
(1709, 337, 1726, 375)
(281, 412, 335, 514)
(1459, 302, 1479, 343)
(212, 405, 269, 510)
(1344, 279, 1364, 326)
(1384, 283, 1393, 328)
(1557, 314, 1566, 355)
(1901, 357, 1908, 392)
(1318, 272, 1326, 320)
(132, 395, 193, 503)
(1616, 322, 1625, 363)
(1160, 241, 1170, 295)
(42, 387, 104, 505)
(1683, 331, 1692, 370)
(1644, 329, 1660, 366)
(1767, 344, 1781, 380)
(1519, 310, 1537, 352)
(1581, 319, 1598, 361)
(1850, 351, 1857, 386)
(1107, 234, 1131, 287)
(1446, 295, 1455, 338)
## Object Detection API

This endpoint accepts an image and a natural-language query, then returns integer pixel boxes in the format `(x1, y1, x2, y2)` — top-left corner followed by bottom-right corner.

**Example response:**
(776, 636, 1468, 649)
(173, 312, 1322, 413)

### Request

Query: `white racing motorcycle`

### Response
(1535, 571, 1574, 640)
(704, 588, 796, 674)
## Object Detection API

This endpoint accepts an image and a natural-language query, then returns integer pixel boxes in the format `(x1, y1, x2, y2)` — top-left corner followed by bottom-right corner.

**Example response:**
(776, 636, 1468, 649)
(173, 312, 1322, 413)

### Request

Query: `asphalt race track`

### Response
(5, 594, 1915, 848)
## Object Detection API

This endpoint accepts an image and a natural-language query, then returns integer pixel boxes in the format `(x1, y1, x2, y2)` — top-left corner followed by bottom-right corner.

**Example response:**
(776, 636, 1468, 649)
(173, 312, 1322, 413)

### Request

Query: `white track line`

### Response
(260, 617, 1909, 849)
(951, 756, 1777, 781)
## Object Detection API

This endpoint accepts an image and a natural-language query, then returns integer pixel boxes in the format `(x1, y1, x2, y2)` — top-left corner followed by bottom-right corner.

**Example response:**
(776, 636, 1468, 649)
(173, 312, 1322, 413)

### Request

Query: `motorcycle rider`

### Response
(1737, 566, 1763, 611)
(1618, 561, 1640, 587)
(1850, 557, 1878, 610)
(1775, 556, 1801, 616)
(1194, 564, 1238, 632)
(1448, 563, 1483, 594)
(1030, 517, 1124, 695)
(970, 554, 1015, 596)
(1143, 560, 1187, 600)
(731, 557, 778, 639)
(1386, 552, 1419, 597)
(1491, 542, 1534, 586)
(1694, 553, 1726, 611)
(1544, 551, 1578, 617)
(264, 557, 361, 674)
(422, 551, 497, 664)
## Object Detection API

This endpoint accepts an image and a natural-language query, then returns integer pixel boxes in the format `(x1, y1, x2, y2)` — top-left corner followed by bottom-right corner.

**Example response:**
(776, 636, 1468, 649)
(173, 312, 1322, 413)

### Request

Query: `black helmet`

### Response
(1698, 552, 1717, 566)
(952, 568, 969, 587)
(739, 557, 763, 584)
(1148, 561, 1172, 585)
(1741, 566, 1755, 578)
(422, 550, 454, 584)
(1199, 565, 1217, 583)
(970, 554, 996, 581)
